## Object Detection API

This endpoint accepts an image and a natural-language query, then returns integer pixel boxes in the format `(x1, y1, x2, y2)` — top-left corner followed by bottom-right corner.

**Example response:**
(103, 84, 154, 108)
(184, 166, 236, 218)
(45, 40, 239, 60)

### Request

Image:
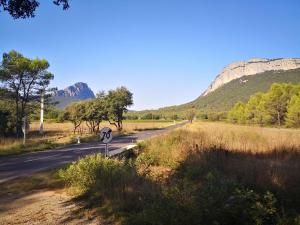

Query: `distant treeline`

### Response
(228, 83, 300, 127)
(126, 82, 300, 128)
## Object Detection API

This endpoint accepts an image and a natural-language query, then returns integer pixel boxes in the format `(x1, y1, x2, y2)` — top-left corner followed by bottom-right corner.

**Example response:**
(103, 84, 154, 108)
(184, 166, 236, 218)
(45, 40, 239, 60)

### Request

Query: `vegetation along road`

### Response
(0, 121, 188, 183)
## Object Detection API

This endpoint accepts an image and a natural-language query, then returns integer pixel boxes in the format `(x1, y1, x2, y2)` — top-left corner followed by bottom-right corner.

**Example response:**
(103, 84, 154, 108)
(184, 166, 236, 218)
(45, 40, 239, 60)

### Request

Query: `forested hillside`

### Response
(127, 68, 300, 120)
(183, 68, 300, 111)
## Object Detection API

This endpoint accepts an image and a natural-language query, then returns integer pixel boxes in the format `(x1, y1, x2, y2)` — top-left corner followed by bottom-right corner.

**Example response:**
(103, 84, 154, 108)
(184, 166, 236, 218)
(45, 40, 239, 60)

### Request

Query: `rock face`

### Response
(54, 82, 95, 100)
(202, 58, 300, 96)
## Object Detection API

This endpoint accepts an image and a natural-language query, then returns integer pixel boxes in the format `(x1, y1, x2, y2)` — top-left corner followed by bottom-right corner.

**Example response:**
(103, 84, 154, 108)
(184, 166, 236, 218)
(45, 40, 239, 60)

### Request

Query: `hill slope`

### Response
(137, 68, 300, 116)
(187, 68, 300, 111)
(203, 58, 300, 96)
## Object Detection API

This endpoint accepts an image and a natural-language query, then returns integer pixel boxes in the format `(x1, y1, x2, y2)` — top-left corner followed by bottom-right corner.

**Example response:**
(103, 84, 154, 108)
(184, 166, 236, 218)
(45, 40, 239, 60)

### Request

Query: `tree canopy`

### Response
(63, 87, 133, 133)
(0, 50, 54, 137)
(0, 0, 69, 19)
(227, 82, 300, 127)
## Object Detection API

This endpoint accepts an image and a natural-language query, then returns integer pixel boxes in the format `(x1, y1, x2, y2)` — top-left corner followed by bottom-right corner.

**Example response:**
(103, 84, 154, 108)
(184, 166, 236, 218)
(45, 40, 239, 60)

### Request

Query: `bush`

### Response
(197, 172, 278, 225)
(59, 154, 133, 195)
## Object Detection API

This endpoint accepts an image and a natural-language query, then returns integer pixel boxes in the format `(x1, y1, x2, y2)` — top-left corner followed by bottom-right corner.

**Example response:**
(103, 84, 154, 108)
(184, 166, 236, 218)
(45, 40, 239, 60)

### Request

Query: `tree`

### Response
(0, 50, 54, 137)
(105, 87, 133, 131)
(227, 102, 246, 124)
(264, 83, 296, 126)
(286, 93, 300, 127)
(186, 109, 196, 123)
(244, 92, 270, 126)
(64, 101, 85, 134)
(82, 96, 106, 134)
(0, 0, 69, 19)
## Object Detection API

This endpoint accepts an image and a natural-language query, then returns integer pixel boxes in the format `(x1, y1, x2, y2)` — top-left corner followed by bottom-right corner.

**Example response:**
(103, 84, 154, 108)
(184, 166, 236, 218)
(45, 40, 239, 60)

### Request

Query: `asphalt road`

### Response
(0, 122, 188, 183)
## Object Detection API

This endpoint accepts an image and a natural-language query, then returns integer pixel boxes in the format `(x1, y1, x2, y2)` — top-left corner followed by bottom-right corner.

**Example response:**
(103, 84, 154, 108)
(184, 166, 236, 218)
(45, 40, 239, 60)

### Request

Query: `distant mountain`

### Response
(133, 58, 300, 116)
(186, 68, 300, 112)
(53, 82, 95, 108)
(202, 58, 300, 96)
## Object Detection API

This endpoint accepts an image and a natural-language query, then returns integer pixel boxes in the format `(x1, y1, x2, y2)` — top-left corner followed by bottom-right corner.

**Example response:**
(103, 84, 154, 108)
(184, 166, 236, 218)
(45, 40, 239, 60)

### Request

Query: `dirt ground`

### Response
(0, 190, 103, 225)
(0, 170, 106, 225)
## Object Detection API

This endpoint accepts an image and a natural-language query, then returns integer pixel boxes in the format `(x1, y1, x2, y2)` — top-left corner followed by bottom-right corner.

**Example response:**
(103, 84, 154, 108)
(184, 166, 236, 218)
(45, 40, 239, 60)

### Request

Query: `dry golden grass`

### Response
(0, 120, 173, 155)
(186, 121, 300, 153)
(139, 121, 300, 205)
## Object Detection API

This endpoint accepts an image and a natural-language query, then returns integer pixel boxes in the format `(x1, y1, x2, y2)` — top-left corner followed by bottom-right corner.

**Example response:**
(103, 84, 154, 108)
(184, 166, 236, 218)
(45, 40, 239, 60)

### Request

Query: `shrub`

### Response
(197, 172, 278, 225)
(59, 154, 133, 195)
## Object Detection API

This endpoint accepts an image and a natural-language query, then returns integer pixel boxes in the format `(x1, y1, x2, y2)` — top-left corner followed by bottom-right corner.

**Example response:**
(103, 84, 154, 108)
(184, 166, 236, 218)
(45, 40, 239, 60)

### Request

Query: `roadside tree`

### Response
(105, 87, 133, 131)
(0, 50, 54, 137)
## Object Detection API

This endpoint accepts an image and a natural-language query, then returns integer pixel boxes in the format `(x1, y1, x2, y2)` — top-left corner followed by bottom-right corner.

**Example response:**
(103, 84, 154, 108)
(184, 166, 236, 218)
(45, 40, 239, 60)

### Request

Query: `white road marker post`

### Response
(22, 115, 27, 145)
(39, 90, 44, 135)
(100, 127, 113, 157)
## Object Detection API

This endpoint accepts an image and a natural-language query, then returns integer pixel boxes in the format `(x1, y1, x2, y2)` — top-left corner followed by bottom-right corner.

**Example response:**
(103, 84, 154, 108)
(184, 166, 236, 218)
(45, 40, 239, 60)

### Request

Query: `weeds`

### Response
(59, 122, 300, 225)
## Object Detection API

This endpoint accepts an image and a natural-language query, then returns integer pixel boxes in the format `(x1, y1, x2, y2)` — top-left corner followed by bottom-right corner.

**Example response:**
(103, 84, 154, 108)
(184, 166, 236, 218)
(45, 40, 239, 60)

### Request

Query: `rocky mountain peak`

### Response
(202, 58, 300, 96)
(54, 82, 95, 100)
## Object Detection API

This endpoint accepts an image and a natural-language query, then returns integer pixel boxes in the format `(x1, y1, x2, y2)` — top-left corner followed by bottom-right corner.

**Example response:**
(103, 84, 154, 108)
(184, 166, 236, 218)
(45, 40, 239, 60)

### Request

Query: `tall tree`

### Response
(105, 87, 133, 131)
(286, 92, 300, 127)
(0, 50, 54, 137)
(0, 0, 69, 19)
(264, 83, 296, 126)
(227, 101, 246, 124)
(186, 109, 196, 123)
(245, 92, 269, 126)
(82, 96, 106, 134)
(64, 101, 85, 134)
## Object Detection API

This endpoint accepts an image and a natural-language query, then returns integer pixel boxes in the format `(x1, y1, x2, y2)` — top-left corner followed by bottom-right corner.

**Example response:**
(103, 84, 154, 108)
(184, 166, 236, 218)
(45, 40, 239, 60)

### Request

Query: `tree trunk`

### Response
(277, 111, 281, 126)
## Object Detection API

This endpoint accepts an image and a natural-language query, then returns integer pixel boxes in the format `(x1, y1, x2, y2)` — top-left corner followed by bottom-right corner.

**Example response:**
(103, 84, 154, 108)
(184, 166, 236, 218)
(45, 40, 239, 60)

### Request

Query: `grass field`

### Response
(59, 121, 300, 225)
(0, 120, 175, 156)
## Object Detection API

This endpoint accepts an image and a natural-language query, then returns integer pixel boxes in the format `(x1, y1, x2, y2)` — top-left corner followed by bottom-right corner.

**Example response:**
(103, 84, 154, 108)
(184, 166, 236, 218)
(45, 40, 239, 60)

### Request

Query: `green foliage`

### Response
(286, 93, 300, 127)
(228, 101, 246, 124)
(207, 111, 227, 121)
(106, 86, 133, 131)
(264, 83, 297, 126)
(0, 99, 15, 136)
(245, 92, 269, 125)
(0, 0, 69, 19)
(63, 87, 133, 133)
(0, 50, 54, 137)
(188, 68, 300, 112)
(82, 97, 106, 133)
(59, 154, 133, 195)
(140, 113, 161, 120)
(185, 109, 196, 123)
(196, 173, 278, 225)
(64, 101, 86, 133)
(228, 82, 300, 127)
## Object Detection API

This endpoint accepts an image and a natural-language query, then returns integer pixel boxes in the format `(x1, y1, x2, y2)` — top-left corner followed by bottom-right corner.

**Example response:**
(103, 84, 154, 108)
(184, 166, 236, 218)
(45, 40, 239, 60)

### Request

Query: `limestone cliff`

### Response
(202, 58, 300, 96)
(54, 82, 95, 100)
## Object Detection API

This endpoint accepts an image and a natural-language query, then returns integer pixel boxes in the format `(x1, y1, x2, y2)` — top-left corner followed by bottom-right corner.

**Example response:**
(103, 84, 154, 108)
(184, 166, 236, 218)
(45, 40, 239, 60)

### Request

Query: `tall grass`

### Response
(59, 122, 300, 225)
(0, 120, 172, 156)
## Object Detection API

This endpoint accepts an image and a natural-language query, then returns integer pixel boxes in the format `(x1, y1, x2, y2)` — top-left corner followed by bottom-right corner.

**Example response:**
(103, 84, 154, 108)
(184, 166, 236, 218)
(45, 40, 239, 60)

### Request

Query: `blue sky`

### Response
(1, 0, 300, 110)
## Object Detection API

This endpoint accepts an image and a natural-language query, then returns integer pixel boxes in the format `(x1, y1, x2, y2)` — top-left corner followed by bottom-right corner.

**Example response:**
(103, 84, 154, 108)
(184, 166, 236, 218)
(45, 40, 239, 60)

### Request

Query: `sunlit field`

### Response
(58, 121, 300, 224)
(0, 120, 174, 156)
(187, 121, 300, 152)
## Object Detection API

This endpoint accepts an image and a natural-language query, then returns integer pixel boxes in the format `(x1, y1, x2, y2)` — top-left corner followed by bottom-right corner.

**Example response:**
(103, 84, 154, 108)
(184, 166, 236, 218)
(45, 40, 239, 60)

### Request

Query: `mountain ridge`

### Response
(202, 58, 300, 96)
(53, 82, 95, 108)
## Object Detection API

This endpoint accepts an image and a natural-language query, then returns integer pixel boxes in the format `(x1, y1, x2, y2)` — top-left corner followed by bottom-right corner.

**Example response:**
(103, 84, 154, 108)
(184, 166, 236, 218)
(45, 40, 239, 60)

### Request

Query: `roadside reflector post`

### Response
(77, 135, 81, 144)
